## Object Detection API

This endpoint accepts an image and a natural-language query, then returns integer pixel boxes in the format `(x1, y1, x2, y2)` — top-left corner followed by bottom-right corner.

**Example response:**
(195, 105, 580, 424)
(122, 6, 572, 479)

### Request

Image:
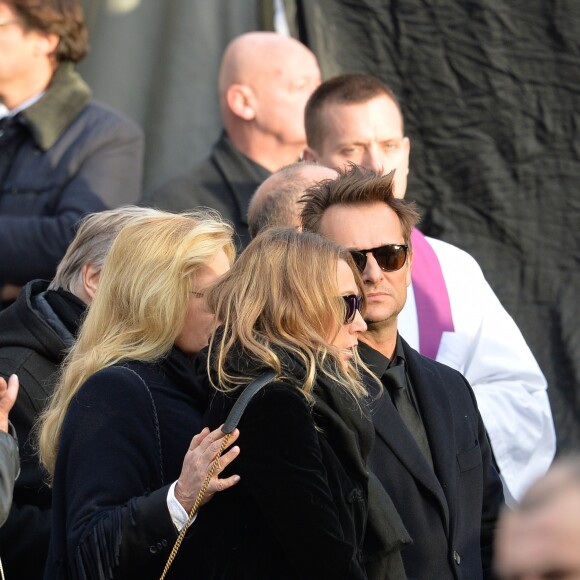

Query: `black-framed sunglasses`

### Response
(342, 294, 363, 324)
(349, 244, 408, 273)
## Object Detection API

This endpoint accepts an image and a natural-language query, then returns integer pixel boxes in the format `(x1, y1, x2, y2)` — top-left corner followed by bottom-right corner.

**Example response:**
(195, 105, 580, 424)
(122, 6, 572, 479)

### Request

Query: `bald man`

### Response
(247, 161, 337, 237)
(143, 32, 320, 248)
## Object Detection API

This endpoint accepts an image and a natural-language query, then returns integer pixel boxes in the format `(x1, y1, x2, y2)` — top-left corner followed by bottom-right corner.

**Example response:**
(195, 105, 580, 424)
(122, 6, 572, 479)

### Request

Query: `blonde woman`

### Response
(192, 227, 406, 580)
(39, 211, 240, 580)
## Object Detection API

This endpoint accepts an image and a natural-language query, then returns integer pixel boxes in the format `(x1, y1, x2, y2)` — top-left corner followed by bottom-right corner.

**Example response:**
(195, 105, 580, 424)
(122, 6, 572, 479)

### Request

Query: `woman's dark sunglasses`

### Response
(349, 244, 408, 273)
(342, 294, 364, 324)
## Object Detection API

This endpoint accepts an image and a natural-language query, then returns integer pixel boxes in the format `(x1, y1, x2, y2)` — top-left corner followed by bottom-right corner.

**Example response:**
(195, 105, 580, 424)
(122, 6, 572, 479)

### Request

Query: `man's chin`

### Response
(363, 310, 399, 329)
(364, 317, 389, 329)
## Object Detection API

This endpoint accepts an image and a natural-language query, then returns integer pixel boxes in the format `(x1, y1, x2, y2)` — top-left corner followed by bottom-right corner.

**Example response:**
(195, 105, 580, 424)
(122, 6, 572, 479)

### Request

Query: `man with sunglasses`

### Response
(301, 165, 505, 580)
(303, 73, 555, 508)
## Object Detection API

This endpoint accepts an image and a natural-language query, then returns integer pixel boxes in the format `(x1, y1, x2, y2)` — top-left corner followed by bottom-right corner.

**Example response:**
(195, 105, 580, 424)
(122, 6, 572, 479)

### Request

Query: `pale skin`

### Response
(248, 163, 339, 231)
(218, 32, 321, 172)
(303, 94, 411, 198)
(332, 259, 367, 368)
(0, 1, 59, 110)
(76, 251, 240, 512)
(176, 259, 365, 510)
(174, 427, 241, 513)
(0, 374, 19, 433)
(495, 461, 580, 580)
(174, 248, 232, 356)
(172, 248, 241, 511)
(319, 202, 413, 360)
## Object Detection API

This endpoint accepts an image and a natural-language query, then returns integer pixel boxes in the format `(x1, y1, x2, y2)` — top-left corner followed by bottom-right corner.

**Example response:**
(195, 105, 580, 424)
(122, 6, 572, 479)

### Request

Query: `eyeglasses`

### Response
(342, 294, 363, 324)
(349, 244, 408, 273)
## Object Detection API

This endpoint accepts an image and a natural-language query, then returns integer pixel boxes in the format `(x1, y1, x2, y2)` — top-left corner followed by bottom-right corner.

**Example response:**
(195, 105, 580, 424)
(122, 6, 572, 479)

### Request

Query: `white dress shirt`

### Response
(167, 481, 196, 531)
(399, 235, 556, 504)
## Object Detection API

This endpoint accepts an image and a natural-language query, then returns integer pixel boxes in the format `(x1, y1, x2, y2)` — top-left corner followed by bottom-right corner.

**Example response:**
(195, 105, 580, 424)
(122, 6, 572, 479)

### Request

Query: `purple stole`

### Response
(410, 229, 454, 359)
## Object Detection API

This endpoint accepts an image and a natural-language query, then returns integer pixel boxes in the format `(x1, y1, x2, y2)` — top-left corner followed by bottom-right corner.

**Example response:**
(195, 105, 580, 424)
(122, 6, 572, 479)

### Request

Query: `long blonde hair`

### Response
(39, 210, 235, 478)
(207, 227, 368, 400)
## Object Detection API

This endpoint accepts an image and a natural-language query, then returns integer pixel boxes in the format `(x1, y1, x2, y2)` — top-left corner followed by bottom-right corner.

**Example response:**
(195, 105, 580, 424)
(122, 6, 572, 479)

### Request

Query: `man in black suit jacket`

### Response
(301, 165, 505, 580)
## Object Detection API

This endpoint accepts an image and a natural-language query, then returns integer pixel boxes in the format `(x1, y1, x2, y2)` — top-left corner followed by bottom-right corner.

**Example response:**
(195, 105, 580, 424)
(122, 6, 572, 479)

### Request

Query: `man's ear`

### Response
(405, 248, 413, 287)
(34, 32, 60, 58)
(302, 146, 319, 162)
(81, 263, 100, 302)
(402, 136, 411, 176)
(226, 84, 256, 121)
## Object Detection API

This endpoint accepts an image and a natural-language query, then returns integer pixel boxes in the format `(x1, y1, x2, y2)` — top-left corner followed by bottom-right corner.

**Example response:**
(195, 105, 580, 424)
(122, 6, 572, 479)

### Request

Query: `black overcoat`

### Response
(0, 280, 84, 579)
(190, 353, 409, 580)
(362, 337, 505, 580)
(44, 356, 207, 580)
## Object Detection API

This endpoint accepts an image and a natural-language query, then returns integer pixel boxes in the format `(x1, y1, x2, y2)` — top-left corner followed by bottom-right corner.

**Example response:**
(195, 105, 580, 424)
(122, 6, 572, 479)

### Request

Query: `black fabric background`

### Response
(295, 0, 580, 453)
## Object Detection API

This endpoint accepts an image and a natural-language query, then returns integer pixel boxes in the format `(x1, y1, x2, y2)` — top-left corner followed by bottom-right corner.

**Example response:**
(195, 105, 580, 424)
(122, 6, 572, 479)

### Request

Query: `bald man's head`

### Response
(218, 32, 320, 171)
(248, 161, 338, 238)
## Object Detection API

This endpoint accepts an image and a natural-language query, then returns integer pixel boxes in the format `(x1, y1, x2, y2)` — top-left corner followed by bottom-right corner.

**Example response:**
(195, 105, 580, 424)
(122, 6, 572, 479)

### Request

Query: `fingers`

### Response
(0, 374, 18, 433)
(5, 374, 19, 407)
(0, 375, 18, 408)
(197, 429, 240, 474)
(188, 426, 210, 451)
(207, 473, 241, 494)
(201, 438, 241, 501)
(213, 444, 240, 474)
(189, 425, 240, 458)
(178, 427, 241, 509)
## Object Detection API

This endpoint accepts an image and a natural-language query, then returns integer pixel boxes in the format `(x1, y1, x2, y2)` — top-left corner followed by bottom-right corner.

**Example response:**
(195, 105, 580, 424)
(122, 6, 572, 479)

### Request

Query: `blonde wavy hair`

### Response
(39, 209, 235, 478)
(207, 227, 368, 400)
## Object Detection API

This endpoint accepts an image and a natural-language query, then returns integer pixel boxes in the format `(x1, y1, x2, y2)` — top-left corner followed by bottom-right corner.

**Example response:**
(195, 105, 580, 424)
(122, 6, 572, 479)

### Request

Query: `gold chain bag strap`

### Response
(159, 371, 276, 580)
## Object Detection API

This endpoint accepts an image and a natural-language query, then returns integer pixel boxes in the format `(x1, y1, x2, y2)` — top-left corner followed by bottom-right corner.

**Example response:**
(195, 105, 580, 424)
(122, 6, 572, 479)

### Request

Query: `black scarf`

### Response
(162, 346, 210, 412)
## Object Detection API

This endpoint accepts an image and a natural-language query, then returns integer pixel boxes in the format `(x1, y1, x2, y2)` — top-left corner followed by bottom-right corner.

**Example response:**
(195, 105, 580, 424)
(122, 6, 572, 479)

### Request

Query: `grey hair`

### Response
(49, 206, 168, 295)
(248, 161, 334, 238)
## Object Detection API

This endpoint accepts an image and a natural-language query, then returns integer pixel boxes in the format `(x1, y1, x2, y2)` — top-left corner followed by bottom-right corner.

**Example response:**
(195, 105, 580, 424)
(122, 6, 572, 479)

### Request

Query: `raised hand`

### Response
(174, 426, 240, 513)
(0, 375, 19, 433)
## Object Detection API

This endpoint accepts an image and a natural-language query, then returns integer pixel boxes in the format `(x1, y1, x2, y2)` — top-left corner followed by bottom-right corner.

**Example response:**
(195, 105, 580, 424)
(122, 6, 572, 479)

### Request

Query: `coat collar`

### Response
(211, 131, 271, 227)
(360, 336, 451, 532)
(20, 63, 91, 151)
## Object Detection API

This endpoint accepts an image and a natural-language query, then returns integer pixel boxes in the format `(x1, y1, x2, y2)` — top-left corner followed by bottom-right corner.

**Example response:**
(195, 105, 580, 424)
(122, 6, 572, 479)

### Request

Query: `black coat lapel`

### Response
(211, 132, 270, 228)
(368, 382, 449, 529)
(401, 338, 456, 530)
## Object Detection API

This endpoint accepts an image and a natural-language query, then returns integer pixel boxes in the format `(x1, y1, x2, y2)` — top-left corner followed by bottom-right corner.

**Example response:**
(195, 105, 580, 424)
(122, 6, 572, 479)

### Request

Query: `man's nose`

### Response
(363, 147, 384, 174)
(363, 252, 383, 284)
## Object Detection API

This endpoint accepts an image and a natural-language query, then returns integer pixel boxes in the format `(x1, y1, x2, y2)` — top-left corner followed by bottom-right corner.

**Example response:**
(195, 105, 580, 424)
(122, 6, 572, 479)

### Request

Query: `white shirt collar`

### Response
(0, 91, 45, 119)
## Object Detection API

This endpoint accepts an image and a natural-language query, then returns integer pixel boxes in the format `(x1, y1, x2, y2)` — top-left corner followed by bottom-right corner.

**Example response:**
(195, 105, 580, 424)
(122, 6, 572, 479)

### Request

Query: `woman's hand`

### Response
(0, 375, 19, 433)
(174, 426, 240, 513)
